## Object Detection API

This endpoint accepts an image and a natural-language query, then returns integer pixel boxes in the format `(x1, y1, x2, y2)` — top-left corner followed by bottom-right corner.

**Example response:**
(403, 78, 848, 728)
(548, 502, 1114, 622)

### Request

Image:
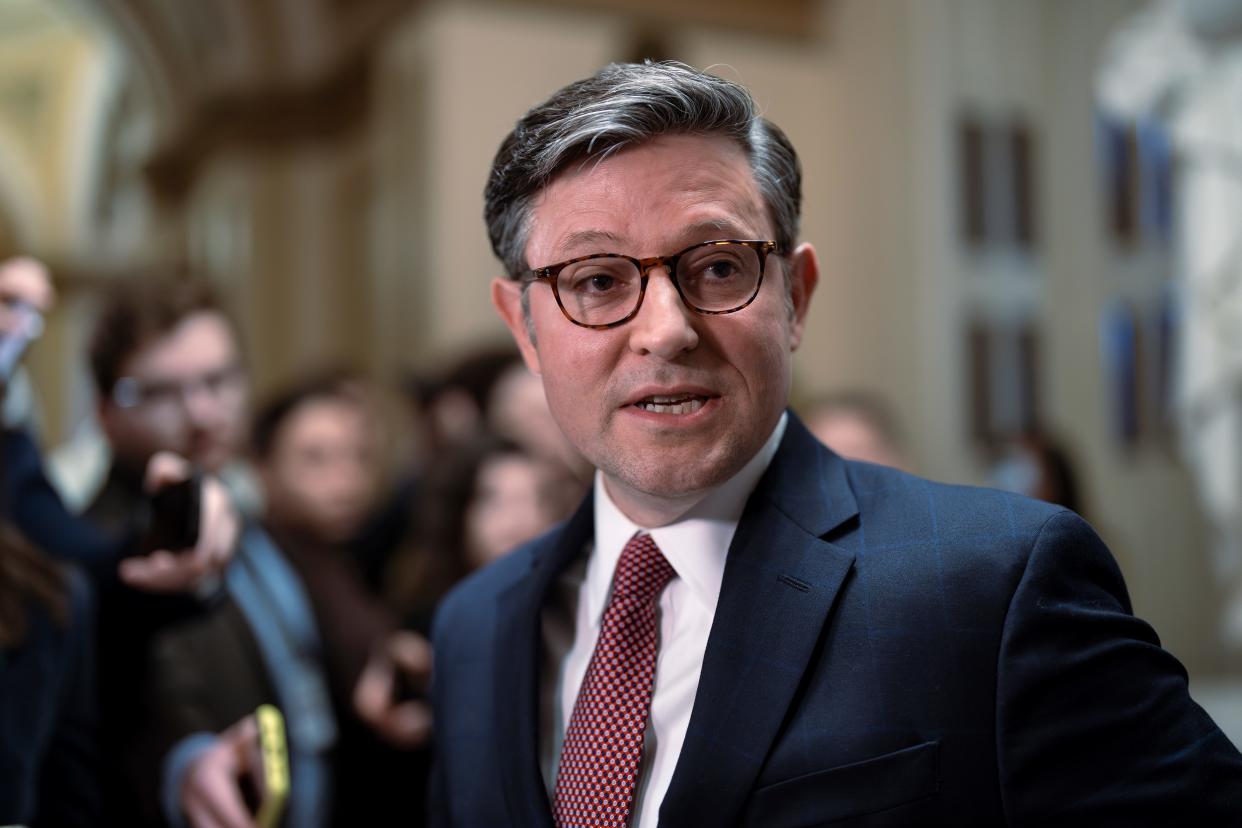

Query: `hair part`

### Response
(484, 61, 802, 281)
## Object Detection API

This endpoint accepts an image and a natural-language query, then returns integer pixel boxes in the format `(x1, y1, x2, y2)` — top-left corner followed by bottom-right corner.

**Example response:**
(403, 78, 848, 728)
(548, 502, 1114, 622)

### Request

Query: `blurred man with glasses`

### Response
(430, 61, 1242, 827)
(88, 280, 250, 524)
(80, 278, 249, 824)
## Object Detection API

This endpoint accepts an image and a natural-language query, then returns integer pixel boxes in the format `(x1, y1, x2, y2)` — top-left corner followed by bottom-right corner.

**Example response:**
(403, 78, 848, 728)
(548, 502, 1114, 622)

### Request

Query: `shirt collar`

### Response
(588, 411, 788, 624)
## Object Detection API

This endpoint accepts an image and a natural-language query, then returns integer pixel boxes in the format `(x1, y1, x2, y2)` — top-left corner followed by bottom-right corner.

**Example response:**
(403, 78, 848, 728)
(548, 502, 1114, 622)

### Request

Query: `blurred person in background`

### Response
(0, 256, 103, 569)
(989, 432, 1085, 517)
(353, 433, 572, 819)
(0, 261, 99, 825)
(353, 347, 588, 597)
(0, 263, 240, 826)
(350, 346, 523, 595)
(87, 279, 254, 528)
(423, 345, 521, 451)
(158, 372, 424, 828)
(801, 390, 910, 471)
(487, 359, 593, 499)
(385, 436, 575, 631)
(80, 277, 247, 824)
(0, 256, 53, 437)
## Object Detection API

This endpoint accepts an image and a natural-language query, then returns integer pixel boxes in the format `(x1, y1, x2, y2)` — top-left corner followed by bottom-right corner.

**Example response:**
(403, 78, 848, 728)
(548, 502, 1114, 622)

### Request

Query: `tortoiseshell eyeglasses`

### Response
(522, 239, 780, 329)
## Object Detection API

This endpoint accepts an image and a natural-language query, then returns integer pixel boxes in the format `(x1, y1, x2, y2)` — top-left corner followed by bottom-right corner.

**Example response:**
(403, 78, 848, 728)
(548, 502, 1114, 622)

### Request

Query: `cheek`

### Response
(138, 414, 184, 447)
(466, 505, 500, 553)
(535, 335, 616, 423)
(726, 315, 793, 394)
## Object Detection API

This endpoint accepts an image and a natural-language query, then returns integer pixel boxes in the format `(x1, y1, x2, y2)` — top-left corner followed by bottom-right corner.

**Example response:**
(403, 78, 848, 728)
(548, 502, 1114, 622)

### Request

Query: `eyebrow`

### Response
(555, 218, 759, 258)
(682, 218, 752, 238)
(557, 229, 627, 254)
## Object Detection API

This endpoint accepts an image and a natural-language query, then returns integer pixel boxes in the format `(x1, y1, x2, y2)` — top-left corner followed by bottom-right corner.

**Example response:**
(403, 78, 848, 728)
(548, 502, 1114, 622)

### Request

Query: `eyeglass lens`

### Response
(114, 365, 243, 410)
(555, 242, 762, 326)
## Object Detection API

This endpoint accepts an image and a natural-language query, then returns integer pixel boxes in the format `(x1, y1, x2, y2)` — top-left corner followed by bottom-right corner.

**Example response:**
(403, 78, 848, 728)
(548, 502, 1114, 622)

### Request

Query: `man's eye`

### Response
(202, 371, 229, 392)
(569, 271, 621, 294)
(144, 383, 181, 403)
(703, 259, 741, 279)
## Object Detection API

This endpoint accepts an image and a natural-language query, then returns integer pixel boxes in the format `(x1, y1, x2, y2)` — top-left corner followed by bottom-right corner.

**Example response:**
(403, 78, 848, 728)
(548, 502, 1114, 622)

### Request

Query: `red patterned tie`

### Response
(553, 532, 677, 828)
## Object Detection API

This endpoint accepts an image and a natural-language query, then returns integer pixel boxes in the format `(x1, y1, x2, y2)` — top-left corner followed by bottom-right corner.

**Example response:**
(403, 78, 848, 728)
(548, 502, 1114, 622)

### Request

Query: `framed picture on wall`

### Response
(966, 319, 1042, 444)
(956, 114, 1039, 255)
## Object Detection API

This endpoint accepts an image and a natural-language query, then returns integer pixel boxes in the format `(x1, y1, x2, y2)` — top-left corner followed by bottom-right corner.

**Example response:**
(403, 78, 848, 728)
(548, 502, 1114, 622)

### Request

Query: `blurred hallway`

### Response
(0, 0, 1238, 683)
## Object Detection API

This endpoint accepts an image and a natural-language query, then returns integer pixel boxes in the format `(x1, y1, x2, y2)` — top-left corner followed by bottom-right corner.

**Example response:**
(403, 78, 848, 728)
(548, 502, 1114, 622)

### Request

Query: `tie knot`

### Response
(612, 532, 676, 602)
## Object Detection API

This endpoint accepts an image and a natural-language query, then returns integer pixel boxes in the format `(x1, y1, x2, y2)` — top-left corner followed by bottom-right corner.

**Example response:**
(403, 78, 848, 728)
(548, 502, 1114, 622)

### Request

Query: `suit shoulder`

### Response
(837, 461, 1110, 600)
(845, 460, 1071, 544)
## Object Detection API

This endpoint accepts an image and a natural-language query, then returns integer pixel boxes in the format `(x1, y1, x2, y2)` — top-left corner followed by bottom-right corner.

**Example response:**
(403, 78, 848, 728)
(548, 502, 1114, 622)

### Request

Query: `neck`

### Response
(601, 476, 708, 529)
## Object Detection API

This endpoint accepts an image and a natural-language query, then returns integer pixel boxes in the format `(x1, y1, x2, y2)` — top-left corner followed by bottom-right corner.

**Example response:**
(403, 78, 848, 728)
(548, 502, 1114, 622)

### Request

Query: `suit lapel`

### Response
(660, 415, 859, 827)
(493, 491, 595, 828)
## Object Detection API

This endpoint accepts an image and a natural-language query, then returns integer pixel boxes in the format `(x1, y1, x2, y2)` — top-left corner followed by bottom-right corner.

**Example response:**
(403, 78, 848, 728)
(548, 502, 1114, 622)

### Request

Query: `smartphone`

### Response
(392, 663, 424, 704)
(250, 704, 290, 828)
(0, 300, 44, 386)
(144, 472, 202, 552)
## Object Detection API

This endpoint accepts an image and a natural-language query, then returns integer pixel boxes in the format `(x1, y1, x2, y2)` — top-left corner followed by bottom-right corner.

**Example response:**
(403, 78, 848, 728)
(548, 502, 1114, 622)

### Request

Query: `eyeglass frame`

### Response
(110, 362, 246, 411)
(521, 239, 782, 330)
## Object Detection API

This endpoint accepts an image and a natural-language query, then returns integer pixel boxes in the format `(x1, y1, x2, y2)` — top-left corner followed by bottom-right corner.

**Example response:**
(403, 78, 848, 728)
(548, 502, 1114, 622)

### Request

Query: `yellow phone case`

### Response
(254, 704, 290, 828)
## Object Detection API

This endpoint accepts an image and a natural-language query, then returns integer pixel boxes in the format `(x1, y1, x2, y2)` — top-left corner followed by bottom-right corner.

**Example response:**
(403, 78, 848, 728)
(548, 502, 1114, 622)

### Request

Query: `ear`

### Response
(786, 242, 819, 352)
(491, 277, 542, 375)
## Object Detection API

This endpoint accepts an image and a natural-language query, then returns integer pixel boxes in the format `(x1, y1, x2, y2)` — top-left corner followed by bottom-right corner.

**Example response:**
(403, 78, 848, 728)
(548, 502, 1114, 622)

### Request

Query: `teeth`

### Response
(638, 398, 705, 415)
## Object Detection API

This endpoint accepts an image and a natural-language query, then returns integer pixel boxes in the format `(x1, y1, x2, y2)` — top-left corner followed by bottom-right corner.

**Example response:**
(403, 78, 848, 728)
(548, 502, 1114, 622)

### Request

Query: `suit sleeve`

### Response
(996, 511, 1242, 825)
(0, 428, 123, 575)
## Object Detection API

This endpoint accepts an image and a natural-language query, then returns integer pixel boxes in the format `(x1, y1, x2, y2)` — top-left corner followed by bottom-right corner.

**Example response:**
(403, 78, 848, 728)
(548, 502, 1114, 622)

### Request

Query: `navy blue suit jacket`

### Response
(431, 414, 1242, 826)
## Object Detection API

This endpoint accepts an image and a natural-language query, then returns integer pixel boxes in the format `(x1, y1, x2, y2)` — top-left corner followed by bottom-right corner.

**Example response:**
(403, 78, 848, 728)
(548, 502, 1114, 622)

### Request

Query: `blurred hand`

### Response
(354, 629, 434, 748)
(181, 715, 259, 828)
(119, 452, 240, 593)
(0, 256, 55, 335)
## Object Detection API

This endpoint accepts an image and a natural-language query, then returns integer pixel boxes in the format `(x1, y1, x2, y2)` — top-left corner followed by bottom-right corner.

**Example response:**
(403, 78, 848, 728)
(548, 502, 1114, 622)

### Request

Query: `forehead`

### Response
(279, 398, 367, 445)
(526, 133, 770, 263)
(124, 311, 237, 377)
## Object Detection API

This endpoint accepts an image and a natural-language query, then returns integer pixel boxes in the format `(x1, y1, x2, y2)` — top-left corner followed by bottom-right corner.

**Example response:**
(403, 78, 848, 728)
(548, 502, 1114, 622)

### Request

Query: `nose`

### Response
(627, 269, 699, 359)
(181, 380, 224, 426)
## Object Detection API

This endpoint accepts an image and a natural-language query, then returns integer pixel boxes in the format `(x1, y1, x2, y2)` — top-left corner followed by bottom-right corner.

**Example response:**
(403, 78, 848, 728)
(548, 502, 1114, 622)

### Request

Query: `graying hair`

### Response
(484, 61, 802, 281)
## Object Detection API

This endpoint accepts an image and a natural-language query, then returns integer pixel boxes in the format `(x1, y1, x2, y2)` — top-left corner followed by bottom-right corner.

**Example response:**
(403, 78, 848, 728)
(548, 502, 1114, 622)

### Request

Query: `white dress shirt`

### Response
(540, 413, 788, 827)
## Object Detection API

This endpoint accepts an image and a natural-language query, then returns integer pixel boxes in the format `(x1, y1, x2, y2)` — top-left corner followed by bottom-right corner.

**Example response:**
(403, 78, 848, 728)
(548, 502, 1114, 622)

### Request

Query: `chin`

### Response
(618, 452, 745, 501)
(191, 448, 229, 473)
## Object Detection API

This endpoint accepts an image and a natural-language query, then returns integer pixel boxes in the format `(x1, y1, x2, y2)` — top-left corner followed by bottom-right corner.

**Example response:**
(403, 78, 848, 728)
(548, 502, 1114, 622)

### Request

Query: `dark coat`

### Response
(430, 413, 1242, 827)
(0, 566, 100, 827)
(1, 431, 205, 825)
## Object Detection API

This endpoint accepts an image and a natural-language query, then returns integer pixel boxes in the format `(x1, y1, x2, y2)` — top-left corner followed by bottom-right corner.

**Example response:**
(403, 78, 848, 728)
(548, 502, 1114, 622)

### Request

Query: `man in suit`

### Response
(430, 61, 1242, 826)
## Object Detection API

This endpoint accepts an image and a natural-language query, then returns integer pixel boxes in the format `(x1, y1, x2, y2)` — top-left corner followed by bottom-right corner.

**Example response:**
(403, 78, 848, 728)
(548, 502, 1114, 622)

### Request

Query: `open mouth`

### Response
(633, 394, 709, 415)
